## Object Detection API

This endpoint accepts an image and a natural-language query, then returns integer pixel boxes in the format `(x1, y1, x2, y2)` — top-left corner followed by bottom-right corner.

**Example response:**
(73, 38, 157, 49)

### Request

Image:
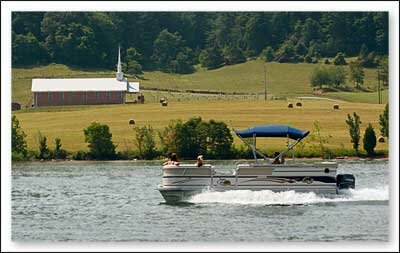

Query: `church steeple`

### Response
(116, 46, 124, 81)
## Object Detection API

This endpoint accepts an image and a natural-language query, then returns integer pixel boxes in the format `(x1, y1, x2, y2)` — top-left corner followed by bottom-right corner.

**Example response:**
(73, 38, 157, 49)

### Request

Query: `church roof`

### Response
(31, 78, 139, 92)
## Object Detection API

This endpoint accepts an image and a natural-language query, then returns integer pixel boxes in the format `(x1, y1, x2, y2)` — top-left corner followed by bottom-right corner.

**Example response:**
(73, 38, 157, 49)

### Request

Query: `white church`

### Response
(31, 47, 140, 107)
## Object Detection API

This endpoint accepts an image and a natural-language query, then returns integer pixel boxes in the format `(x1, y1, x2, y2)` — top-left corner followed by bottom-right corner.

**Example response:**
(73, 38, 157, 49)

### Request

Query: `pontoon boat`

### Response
(157, 125, 355, 203)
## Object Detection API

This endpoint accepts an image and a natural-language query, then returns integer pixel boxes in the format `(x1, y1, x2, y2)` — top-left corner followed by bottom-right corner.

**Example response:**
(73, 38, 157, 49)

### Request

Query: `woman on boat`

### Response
(163, 153, 180, 166)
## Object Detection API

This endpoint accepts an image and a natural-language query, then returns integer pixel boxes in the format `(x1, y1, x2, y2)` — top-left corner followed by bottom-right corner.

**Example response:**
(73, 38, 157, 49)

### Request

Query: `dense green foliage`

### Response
(37, 131, 50, 160)
(52, 138, 68, 159)
(83, 122, 117, 160)
(379, 103, 389, 138)
(157, 117, 234, 159)
(12, 115, 28, 159)
(333, 52, 347, 65)
(345, 112, 362, 153)
(363, 123, 377, 157)
(349, 60, 365, 89)
(12, 12, 388, 73)
(133, 125, 158, 159)
(310, 65, 347, 88)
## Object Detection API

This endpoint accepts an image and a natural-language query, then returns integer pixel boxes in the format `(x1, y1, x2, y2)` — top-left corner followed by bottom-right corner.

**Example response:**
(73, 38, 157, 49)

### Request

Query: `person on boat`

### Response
(272, 152, 281, 164)
(163, 153, 180, 166)
(196, 155, 204, 167)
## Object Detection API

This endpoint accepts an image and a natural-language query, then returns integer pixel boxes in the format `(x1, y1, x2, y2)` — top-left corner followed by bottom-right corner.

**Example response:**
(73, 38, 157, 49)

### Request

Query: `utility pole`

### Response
(264, 63, 267, 101)
(378, 68, 381, 104)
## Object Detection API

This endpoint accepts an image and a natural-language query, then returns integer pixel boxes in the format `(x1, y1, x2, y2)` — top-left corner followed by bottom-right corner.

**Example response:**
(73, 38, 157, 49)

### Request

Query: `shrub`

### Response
(72, 151, 88, 160)
(304, 54, 312, 63)
(52, 137, 68, 159)
(199, 47, 224, 69)
(363, 123, 377, 157)
(345, 112, 362, 153)
(12, 115, 27, 159)
(324, 58, 330, 64)
(260, 46, 275, 62)
(83, 122, 117, 160)
(37, 131, 50, 160)
(333, 52, 347, 65)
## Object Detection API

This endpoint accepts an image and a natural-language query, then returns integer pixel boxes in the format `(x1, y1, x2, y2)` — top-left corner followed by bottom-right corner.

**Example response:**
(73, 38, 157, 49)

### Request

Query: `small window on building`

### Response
(61, 92, 64, 101)
(106, 92, 111, 99)
(48, 92, 53, 101)
(83, 92, 87, 101)
(95, 92, 99, 100)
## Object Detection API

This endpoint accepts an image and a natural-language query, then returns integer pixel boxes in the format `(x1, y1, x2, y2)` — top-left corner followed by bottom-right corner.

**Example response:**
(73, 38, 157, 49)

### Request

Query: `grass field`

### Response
(12, 59, 387, 107)
(13, 100, 388, 154)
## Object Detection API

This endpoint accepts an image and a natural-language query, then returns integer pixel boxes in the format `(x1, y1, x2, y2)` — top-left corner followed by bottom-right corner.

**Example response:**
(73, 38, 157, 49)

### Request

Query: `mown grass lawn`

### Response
(13, 99, 388, 154)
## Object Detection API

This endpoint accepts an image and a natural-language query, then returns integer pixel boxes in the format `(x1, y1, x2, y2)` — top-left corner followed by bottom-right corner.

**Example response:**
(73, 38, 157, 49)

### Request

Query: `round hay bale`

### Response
(333, 104, 340, 109)
(287, 103, 293, 108)
(296, 101, 302, 107)
(162, 101, 168, 106)
(378, 136, 385, 143)
(129, 119, 135, 125)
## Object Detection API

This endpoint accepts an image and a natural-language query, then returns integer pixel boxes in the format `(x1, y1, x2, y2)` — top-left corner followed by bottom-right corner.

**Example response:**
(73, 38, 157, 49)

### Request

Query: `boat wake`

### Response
(187, 186, 389, 205)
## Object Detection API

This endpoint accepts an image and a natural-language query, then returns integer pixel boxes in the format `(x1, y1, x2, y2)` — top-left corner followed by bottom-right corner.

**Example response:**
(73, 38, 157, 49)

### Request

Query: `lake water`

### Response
(12, 160, 390, 242)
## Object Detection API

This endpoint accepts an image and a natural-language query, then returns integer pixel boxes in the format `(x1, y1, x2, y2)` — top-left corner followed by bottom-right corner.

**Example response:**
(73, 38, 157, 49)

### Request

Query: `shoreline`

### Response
(12, 156, 389, 164)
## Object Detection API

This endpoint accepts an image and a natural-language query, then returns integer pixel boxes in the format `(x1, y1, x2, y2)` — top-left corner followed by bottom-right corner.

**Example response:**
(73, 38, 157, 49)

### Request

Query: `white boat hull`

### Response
(157, 162, 350, 203)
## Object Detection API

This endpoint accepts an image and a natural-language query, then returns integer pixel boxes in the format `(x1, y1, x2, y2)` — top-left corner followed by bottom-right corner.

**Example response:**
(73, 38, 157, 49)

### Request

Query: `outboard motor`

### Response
(336, 174, 355, 189)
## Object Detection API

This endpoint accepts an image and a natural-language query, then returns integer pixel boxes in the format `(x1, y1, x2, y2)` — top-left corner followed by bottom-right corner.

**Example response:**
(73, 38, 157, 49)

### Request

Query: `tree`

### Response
(12, 115, 27, 158)
(379, 103, 389, 138)
(51, 23, 101, 66)
(12, 32, 48, 65)
(52, 138, 68, 159)
(329, 66, 347, 87)
(84, 122, 117, 160)
(349, 60, 365, 89)
(260, 46, 275, 62)
(133, 125, 157, 159)
(310, 66, 331, 89)
(125, 47, 143, 75)
(125, 60, 143, 75)
(37, 131, 50, 160)
(333, 52, 347, 65)
(275, 40, 296, 63)
(378, 57, 388, 87)
(152, 29, 194, 73)
(222, 45, 246, 65)
(199, 46, 224, 69)
(363, 123, 377, 157)
(206, 120, 234, 158)
(345, 112, 362, 153)
(174, 117, 208, 159)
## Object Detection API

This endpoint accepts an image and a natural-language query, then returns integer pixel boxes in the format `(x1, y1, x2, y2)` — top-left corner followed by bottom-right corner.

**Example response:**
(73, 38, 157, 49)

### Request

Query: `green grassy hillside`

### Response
(12, 60, 387, 107)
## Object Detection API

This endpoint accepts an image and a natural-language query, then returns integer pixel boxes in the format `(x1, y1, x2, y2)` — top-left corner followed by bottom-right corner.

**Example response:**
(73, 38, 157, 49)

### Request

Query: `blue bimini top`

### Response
(234, 125, 309, 140)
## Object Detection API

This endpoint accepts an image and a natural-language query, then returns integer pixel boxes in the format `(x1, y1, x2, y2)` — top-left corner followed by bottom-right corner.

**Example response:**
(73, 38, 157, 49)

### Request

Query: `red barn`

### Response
(31, 47, 139, 107)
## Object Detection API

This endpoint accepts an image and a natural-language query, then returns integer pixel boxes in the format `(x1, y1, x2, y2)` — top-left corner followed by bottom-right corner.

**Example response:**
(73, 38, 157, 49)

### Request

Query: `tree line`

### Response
(12, 105, 389, 161)
(12, 12, 388, 74)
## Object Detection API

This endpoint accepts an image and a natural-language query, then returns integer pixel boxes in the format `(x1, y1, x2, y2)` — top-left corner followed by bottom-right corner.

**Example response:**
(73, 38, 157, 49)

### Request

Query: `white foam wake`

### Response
(188, 186, 389, 205)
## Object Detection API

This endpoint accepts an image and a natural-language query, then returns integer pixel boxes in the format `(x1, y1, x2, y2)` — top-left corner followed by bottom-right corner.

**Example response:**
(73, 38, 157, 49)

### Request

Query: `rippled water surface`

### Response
(12, 160, 389, 241)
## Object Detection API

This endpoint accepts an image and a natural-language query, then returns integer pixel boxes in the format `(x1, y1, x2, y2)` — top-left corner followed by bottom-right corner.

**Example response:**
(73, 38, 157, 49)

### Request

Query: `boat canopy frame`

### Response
(233, 125, 310, 163)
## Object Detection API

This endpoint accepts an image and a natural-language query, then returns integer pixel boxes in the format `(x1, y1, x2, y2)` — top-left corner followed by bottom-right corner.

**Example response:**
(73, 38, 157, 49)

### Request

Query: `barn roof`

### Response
(31, 78, 139, 92)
